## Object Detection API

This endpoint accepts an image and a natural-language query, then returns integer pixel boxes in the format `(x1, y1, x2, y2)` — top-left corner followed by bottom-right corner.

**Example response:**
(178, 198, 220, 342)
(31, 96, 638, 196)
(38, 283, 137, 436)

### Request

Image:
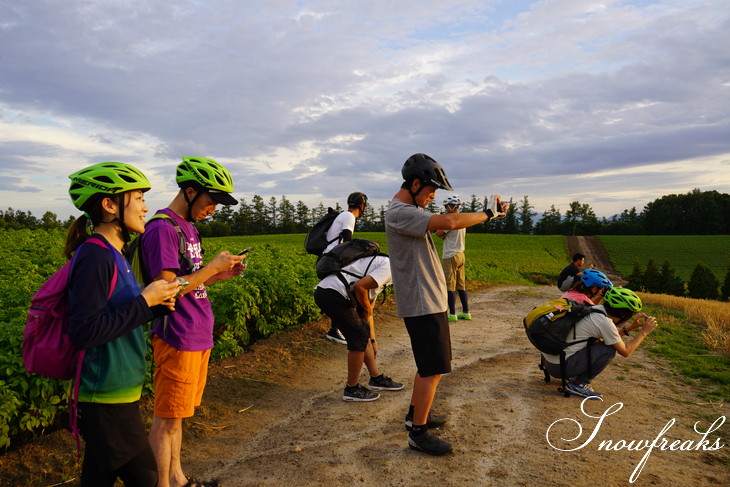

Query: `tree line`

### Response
(2, 188, 728, 237)
(626, 259, 730, 302)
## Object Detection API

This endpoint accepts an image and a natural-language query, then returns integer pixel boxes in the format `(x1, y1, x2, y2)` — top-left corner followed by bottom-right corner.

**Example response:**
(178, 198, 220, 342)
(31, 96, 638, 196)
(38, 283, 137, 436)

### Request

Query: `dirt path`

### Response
(567, 236, 625, 285)
(1, 286, 728, 486)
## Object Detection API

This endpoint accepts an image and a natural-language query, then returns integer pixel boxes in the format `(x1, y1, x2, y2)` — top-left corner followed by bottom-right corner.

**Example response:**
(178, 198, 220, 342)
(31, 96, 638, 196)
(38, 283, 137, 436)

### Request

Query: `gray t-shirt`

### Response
(385, 198, 448, 317)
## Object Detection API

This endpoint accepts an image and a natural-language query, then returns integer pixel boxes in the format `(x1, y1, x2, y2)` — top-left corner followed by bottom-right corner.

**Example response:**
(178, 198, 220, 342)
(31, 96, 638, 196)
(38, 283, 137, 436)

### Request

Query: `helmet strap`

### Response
(183, 186, 205, 221)
(408, 179, 425, 206)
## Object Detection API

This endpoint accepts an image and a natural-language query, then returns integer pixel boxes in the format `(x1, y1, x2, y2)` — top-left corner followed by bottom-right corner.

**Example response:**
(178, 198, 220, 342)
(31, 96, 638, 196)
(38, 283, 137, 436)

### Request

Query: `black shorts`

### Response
(314, 287, 370, 351)
(404, 312, 452, 377)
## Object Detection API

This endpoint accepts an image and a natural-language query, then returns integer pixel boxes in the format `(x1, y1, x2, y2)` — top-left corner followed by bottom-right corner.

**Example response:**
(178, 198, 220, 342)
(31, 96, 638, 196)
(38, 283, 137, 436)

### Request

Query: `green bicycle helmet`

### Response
(68, 162, 151, 211)
(602, 287, 642, 312)
(176, 156, 237, 205)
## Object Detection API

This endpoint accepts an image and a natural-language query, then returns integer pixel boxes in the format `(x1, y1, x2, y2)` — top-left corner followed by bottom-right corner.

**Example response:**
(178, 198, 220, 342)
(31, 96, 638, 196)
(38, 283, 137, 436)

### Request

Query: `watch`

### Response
(622, 327, 630, 337)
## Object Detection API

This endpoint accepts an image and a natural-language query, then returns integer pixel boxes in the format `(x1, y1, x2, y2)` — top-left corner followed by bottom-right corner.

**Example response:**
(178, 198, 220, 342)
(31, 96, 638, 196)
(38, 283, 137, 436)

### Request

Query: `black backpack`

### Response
(316, 239, 386, 307)
(523, 298, 606, 397)
(304, 207, 341, 256)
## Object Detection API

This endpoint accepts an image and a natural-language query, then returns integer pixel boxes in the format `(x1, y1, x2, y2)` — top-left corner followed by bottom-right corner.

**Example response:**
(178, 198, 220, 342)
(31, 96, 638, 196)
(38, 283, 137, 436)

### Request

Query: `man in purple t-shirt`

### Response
(141, 157, 244, 487)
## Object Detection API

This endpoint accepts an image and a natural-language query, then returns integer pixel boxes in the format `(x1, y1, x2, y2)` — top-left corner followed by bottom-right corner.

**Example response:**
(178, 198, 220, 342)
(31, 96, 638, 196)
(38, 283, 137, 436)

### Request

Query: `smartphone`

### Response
(174, 277, 189, 297)
(238, 247, 253, 256)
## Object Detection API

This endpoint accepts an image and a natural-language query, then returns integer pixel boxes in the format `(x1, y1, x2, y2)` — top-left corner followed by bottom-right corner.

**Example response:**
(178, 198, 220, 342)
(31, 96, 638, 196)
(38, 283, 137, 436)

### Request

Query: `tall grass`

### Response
(639, 292, 730, 358)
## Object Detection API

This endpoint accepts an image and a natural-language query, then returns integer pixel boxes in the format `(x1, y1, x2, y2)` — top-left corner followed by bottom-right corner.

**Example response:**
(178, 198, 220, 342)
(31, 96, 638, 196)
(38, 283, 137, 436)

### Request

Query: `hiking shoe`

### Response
(457, 312, 471, 320)
(343, 384, 380, 402)
(408, 431, 453, 456)
(368, 374, 404, 391)
(325, 328, 347, 345)
(405, 411, 448, 431)
(565, 378, 602, 399)
(447, 314, 458, 322)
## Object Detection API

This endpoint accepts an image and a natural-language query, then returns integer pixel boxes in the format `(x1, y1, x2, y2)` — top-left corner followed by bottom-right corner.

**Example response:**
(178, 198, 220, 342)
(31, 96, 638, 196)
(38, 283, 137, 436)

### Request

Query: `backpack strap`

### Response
(148, 214, 195, 271)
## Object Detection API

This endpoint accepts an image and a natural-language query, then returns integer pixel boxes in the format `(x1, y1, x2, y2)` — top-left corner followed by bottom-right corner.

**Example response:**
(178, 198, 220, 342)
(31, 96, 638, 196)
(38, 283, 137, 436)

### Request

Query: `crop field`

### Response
(598, 235, 730, 282)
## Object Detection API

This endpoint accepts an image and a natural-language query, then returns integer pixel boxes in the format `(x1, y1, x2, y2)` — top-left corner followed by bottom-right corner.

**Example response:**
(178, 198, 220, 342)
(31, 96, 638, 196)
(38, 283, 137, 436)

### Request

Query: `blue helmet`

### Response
(581, 269, 613, 288)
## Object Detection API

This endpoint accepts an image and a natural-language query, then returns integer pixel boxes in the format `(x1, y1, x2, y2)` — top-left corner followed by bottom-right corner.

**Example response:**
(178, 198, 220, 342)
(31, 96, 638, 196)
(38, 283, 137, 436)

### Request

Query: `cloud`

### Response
(0, 0, 728, 219)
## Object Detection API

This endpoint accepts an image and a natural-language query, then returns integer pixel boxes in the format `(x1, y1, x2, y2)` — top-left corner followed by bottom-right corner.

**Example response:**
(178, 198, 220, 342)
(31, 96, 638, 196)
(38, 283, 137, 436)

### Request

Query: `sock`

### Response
(371, 374, 383, 380)
(345, 383, 358, 391)
(407, 405, 415, 417)
(410, 424, 427, 436)
(458, 289, 469, 312)
(447, 291, 456, 315)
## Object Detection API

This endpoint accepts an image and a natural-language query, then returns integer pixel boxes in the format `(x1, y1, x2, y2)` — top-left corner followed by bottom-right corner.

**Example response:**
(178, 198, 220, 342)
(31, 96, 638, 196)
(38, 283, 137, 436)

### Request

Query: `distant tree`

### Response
(251, 195, 268, 234)
(625, 260, 644, 292)
(533, 205, 562, 235)
(517, 195, 535, 235)
(426, 200, 439, 214)
(501, 197, 518, 234)
(467, 194, 480, 213)
(642, 189, 730, 235)
(642, 259, 662, 293)
(722, 269, 730, 302)
(41, 211, 61, 230)
(565, 201, 598, 236)
(659, 260, 685, 296)
(267, 197, 279, 231)
(232, 198, 253, 235)
(212, 204, 234, 226)
(687, 263, 720, 300)
(295, 200, 310, 233)
(278, 195, 296, 234)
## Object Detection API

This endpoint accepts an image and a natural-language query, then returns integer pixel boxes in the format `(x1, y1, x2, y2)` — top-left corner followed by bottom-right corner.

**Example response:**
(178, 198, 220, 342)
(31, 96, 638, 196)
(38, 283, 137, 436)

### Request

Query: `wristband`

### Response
(622, 327, 629, 337)
(484, 209, 494, 221)
(370, 338, 376, 343)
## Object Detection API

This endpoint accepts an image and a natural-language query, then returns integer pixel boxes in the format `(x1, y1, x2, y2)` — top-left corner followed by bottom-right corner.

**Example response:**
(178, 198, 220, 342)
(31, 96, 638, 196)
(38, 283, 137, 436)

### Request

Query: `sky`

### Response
(1, 0, 729, 221)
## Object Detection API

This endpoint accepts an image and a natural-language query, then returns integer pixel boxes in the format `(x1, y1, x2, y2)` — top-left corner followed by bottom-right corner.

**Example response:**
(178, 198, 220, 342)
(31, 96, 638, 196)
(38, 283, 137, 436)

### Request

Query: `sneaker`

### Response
(368, 374, 404, 391)
(565, 378, 602, 399)
(408, 431, 453, 456)
(447, 314, 458, 322)
(457, 312, 471, 320)
(325, 328, 347, 345)
(342, 384, 380, 402)
(405, 411, 447, 431)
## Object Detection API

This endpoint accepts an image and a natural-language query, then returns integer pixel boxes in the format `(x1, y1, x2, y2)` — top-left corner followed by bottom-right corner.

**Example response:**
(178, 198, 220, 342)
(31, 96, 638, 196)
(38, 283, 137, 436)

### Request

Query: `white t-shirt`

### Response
(542, 305, 622, 364)
(441, 228, 466, 259)
(317, 255, 392, 302)
(323, 211, 356, 254)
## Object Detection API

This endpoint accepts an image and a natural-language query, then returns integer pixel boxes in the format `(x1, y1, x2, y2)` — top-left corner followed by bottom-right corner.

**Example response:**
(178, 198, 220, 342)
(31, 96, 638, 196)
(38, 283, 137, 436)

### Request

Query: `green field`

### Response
(598, 235, 730, 281)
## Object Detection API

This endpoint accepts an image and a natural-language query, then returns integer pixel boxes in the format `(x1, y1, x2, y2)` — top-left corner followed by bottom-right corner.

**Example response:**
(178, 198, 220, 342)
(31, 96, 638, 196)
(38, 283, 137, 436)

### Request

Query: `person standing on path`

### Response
(141, 157, 245, 487)
(385, 153, 508, 456)
(322, 191, 368, 345)
(435, 194, 471, 322)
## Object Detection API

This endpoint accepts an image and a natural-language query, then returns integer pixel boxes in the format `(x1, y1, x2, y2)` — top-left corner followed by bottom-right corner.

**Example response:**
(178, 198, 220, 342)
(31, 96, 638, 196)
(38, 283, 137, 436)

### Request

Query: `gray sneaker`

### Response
(368, 374, 404, 391)
(343, 384, 380, 402)
(408, 431, 453, 456)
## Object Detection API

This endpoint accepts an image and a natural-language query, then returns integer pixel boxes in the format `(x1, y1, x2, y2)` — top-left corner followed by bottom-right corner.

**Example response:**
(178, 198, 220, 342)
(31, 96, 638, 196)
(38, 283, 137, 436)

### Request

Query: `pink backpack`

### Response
(22, 237, 117, 379)
(22, 237, 117, 459)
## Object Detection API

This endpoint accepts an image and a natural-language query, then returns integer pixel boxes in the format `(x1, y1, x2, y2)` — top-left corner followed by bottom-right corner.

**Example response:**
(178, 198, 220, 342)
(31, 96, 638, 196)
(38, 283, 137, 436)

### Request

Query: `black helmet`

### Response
(401, 153, 453, 191)
(347, 191, 368, 207)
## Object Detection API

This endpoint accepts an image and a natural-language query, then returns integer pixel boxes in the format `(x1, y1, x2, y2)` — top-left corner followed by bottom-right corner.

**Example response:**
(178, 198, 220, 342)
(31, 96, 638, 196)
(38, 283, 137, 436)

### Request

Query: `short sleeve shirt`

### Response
(317, 255, 392, 302)
(324, 211, 356, 254)
(385, 198, 447, 317)
(441, 228, 466, 259)
(140, 208, 215, 351)
(542, 305, 622, 364)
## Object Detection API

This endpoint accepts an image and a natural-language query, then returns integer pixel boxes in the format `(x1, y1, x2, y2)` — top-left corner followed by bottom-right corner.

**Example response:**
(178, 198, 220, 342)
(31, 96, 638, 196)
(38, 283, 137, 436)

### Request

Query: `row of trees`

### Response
(2, 189, 729, 237)
(626, 259, 730, 301)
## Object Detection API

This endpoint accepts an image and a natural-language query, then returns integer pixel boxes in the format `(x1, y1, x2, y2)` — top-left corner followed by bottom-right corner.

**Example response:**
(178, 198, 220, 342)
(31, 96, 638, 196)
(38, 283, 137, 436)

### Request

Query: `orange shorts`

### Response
(152, 336, 211, 419)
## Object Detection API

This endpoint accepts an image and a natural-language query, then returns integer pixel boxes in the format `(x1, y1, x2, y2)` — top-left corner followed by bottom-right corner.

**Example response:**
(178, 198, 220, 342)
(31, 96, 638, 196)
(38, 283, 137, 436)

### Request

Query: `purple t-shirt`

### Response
(140, 208, 214, 351)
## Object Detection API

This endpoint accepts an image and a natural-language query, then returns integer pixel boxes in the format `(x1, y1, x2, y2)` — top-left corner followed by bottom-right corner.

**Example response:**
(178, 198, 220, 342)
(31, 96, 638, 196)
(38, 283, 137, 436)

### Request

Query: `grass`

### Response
(638, 299, 730, 403)
(598, 235, 730, 282)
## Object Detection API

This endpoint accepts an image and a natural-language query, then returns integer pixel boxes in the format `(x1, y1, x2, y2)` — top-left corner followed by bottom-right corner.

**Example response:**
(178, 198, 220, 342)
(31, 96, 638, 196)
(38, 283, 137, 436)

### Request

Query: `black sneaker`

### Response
(408, 431, 453, 456)
(325, 328, 347, 345)
(368, 374, 404, 391)
(405, 411, 447, 431)
(342, 384, 380, 402)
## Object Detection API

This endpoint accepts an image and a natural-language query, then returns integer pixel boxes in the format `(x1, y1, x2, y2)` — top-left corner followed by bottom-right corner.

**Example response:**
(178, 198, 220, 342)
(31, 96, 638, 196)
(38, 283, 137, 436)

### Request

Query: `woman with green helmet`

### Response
(541, 287, 658, 399)
(65, 162, 182, 486)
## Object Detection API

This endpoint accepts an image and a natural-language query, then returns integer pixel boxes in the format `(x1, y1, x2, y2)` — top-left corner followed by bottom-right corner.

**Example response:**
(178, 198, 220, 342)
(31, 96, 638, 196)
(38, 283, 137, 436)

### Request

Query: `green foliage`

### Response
(687, 263, 721, 300)
(642, 259, 662, 293)
(659, 260, 685, 296)
(598, 235, 730, 283)
(626, 259, 644, 291)
(722, 269, 730, 302)
(643, 304, 730, 402)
